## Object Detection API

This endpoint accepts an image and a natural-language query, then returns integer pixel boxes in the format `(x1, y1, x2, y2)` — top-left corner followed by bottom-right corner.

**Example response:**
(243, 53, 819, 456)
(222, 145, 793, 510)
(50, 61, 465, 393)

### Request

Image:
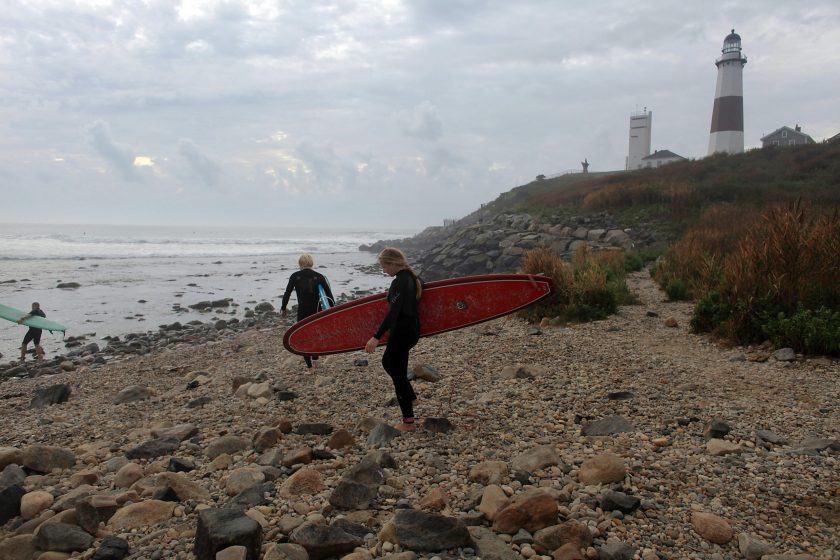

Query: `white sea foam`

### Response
(0, 223, 417, 361)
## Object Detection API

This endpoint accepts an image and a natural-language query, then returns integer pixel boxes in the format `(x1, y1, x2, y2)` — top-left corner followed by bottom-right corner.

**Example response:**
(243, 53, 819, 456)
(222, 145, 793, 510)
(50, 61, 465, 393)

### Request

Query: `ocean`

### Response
(0, 223, 416, 362)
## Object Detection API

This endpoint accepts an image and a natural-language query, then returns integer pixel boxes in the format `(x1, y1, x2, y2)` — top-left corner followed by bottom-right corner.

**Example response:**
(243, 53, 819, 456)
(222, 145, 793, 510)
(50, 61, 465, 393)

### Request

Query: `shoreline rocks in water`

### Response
(0, 271, 837, 559)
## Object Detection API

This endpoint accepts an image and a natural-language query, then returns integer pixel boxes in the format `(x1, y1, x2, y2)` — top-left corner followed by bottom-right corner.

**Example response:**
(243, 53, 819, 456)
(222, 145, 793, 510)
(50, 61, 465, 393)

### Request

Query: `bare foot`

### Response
(395, 422, 416, 432)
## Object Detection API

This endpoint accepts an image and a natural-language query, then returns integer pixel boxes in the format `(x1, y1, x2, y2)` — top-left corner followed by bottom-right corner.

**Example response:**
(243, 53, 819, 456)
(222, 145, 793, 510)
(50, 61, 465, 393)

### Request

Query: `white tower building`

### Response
(708, 29, 747, 155)
(626, 109, 652, 170)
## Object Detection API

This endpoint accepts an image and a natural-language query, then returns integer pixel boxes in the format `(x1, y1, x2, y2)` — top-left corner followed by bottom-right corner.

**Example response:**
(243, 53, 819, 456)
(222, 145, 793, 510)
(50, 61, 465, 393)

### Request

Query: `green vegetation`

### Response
(519, 246, 654, 323)
(498, 142, 840, 355)
(483, 142, 840, 236)
(660, 201, 840, 355)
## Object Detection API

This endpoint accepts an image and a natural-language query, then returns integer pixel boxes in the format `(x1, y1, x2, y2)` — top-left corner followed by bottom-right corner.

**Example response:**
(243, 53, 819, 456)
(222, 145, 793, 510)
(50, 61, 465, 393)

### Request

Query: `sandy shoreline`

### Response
(0, 271, 837, 559)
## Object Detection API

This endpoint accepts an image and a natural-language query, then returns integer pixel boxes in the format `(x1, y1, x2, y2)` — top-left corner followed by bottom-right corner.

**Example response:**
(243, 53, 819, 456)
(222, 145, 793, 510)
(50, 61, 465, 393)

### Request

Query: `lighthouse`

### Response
(708, 29, 747, 155)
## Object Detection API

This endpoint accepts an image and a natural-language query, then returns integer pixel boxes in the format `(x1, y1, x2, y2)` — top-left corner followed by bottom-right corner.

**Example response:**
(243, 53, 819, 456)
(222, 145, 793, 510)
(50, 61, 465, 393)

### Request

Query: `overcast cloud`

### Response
(1, 0, 838, 228)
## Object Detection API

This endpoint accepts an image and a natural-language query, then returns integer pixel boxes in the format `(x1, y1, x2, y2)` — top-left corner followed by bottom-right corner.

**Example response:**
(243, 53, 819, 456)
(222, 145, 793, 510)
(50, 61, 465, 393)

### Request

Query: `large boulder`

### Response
(194, 508, 263, 560)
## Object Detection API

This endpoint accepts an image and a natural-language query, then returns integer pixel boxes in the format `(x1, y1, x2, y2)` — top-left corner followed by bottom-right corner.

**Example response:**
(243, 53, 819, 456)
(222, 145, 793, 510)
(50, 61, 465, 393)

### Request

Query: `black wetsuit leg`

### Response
(23, 328, 42, 346)
(381, 318, 419, 419)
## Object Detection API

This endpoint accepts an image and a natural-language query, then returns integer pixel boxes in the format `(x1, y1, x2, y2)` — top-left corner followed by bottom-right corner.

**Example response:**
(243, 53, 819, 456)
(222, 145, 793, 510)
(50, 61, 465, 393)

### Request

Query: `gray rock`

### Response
(125, 437, 180, 460)
(412, 364, 441, 382)
(295, 423, 333, 435)
(22, 444, 76, 473)
(206, 435, 249, 459)
(226, 482, 273, 510)
(798, 437, 840, 452)
(581, 415, 634, 436)
(393, 509, 472, 552)
(366, 422, 401, 447)
(187, 396, 212, 408)
(423, 417, 454, 434)
(30, 383, 72, 408)
(0, 484, 25, 524)
(289, 521, 363, 560)
(194, 508, 262, 560)
(606, 391, 634, 401)
(91, 535, 130, 560)
(755, 429, 788, 446)
(113, 385, 151, 404)
(0, 464, 27, 489)
(704, 418, 731, 440)
(34, 522, 95, 552)
(329, 457, 384, 510)
(599, 490, 641, 513)
(737, 533, 776, 560)
(468, 526, 519, 560)
(254, 302, 274, 313)
(268, 544, 309, 560)
(511, 445, 561, 473)
(772, 348, 796, 361)
(597, 541, 635, 560)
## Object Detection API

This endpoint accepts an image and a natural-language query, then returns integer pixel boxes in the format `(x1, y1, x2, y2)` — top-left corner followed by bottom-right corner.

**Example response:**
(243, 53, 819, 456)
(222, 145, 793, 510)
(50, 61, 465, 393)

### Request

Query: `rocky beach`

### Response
(0, 269, 837, 560)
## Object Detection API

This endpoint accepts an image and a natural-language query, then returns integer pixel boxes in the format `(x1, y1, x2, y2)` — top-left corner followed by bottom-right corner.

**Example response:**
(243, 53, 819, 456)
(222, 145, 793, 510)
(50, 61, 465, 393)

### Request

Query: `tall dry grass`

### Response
(725, 201, 840, 319)
(653, 204, 761, 297)
(520, 245, 640, 323)
(674, 201, 840, 353)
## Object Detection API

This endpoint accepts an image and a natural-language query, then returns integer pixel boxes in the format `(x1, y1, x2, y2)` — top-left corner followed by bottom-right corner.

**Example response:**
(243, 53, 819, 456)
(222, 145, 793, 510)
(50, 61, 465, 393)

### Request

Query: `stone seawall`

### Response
(363, 212, 662, 280)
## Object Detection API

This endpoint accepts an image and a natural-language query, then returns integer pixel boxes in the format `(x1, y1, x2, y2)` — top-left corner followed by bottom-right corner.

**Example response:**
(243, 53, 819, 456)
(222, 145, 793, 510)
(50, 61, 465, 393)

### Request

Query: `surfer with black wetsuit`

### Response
(18, 302, 46, 363)
(365, 247, 423, 432)
(281, 254, 334, 372)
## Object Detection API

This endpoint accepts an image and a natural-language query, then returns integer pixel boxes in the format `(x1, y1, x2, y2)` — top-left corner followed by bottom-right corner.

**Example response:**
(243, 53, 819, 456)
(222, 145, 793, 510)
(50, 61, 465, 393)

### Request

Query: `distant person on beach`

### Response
(365, 248, 423, 432)
(18, 302, 46, 363)
(281, 254, 334, 372)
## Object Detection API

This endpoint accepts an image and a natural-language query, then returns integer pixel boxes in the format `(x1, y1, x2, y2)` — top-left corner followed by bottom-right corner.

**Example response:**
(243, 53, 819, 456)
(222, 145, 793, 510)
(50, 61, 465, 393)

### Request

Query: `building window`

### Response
(790, 140, 796, 145)
(782, 130, 788, 138)
(773, 140, 779, 146)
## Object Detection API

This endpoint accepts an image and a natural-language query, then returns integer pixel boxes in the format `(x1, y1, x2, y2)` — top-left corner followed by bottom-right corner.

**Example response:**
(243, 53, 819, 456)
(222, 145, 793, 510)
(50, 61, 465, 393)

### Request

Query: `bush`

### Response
(519, 245, 635, 323)
(760, 306, 840, 356)
(664, 278, 689, 301)
(690, 291, 731, 334)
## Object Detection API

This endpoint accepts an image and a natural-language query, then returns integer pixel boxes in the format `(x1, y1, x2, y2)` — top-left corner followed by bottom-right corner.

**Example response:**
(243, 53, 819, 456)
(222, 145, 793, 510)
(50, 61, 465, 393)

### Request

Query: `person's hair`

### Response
(298, 254, 314, 268)
(32, 302, 40, 308)
(378, 247, 422, 300)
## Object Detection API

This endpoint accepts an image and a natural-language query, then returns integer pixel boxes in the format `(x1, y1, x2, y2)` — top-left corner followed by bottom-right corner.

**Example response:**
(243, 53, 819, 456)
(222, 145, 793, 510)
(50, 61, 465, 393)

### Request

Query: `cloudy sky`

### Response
(1, 1, 838, 229)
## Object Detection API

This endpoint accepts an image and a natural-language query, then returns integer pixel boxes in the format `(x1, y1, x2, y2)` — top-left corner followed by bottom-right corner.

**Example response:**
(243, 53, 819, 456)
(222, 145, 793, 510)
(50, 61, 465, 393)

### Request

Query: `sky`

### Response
(1, 1, 838, 230)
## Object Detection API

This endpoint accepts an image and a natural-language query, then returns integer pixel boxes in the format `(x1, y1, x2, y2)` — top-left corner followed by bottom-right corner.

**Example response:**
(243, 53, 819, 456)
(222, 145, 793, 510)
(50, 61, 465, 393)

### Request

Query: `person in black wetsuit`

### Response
(18, 302, 46, 363)
(281, 254, 334, 371)
(364, 247, 423, 432)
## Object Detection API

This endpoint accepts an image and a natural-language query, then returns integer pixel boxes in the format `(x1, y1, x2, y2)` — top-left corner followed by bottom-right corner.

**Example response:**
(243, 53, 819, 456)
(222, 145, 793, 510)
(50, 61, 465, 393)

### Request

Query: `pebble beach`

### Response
(0, 270, 837, 560)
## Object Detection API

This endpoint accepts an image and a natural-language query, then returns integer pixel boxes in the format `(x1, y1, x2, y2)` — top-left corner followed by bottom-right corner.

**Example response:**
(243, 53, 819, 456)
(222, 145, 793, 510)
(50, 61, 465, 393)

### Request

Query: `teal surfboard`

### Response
(0, 304, 67, 333)
(318, 284, 332, 311)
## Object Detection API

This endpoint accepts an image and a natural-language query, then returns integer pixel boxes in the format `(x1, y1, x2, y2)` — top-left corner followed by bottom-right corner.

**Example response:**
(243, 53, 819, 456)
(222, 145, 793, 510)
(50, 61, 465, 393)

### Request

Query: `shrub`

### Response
(664, 278, 689, 301)
(686, 202, 840, 355)
(760, 306, 840, 356)
(690, 291, 731, 334)
(519, 245, 636, 323)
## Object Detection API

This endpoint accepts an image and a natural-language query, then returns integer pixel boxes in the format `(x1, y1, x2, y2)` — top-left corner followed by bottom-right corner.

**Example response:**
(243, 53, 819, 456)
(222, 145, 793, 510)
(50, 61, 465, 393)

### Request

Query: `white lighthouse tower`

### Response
(708, 29, 747, 155)
(626, 108, 652, 170)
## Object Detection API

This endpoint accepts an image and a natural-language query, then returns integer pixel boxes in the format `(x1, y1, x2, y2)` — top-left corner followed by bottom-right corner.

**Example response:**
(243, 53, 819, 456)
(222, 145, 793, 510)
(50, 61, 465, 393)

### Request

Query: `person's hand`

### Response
(364, 337, 379, 354)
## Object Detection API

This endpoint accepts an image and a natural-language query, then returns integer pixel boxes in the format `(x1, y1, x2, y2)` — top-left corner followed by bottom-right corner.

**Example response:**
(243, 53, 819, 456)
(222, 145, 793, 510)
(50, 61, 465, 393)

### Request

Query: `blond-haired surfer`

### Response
(365, 248, 423, 431)
(281, 254, 334, 371)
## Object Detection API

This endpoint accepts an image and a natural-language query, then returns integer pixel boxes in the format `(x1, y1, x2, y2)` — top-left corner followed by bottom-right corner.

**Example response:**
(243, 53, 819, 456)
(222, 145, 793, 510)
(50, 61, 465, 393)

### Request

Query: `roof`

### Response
(641, 149, 686, 161)
(725, 29, 741, 43)
(760, 126, 815, 143)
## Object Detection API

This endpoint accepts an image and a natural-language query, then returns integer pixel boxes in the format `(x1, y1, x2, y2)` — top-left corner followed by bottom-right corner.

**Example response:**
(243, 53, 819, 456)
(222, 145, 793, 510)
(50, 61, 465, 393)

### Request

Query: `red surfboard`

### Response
(282, 273, 554, 356)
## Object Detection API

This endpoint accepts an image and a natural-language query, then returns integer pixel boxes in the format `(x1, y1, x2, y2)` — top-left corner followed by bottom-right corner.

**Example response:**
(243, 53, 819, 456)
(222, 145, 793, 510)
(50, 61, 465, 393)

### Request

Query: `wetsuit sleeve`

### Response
(281, 272, 297, 310)
(374, 274, 409, 339)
